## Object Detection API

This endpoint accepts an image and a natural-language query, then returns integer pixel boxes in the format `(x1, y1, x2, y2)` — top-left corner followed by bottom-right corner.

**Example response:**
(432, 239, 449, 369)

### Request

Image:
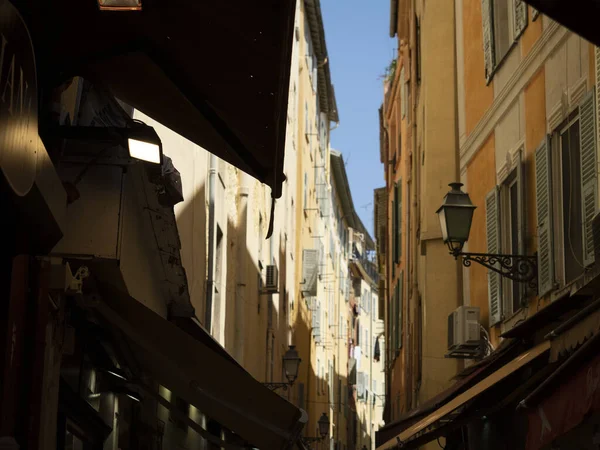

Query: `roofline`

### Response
(304, 0, 339, 123)
(330, 150, 375, 249)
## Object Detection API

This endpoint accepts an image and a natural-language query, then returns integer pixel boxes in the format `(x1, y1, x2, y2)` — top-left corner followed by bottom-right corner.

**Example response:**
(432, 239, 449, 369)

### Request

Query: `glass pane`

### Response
(493, 0, 511, 62)
(561, 120, 584, 284)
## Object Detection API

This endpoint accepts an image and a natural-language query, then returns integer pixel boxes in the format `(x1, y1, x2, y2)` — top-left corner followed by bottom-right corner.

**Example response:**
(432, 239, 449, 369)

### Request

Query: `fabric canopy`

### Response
(377, 341, 550, 450)
(90, 281, 307, 450)
(14, 0, 295, 198)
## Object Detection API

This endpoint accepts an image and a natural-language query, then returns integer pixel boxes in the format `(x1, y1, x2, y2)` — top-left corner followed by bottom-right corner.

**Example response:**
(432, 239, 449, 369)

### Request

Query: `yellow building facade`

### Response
(377, 0, 600, 448)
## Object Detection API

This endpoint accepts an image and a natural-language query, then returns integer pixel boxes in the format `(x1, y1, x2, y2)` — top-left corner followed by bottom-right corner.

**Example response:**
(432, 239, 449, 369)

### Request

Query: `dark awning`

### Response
(87, 280, 307, 450)
(376, 342, 550, 450)
(376, 338, 519, 447)
(522, 0, 600, 47)
(15, 0, 296, 198)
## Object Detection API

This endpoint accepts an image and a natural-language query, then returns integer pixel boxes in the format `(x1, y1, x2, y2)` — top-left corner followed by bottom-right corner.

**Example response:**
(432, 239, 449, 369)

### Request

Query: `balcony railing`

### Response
(351, 244, 379, 284)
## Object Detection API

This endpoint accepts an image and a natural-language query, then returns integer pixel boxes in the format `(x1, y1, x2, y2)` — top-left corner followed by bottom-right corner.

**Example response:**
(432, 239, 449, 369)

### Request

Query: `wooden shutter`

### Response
(398, 182, 403, 258)
(392, 186, 397, 267)
(297, 382, 305, 409)
(486, 188, 502, 326)
(396, 273, 403, 350)
(579, 90, 597, 266)
(535, 136, 554, 297)
(516, 150, 525, 256)
(481, 0, 495, 81)
(513, 0, 528, 39)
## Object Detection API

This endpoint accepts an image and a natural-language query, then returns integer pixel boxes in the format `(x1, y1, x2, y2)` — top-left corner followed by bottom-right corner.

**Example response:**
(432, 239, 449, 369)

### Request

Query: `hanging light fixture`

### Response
(318, 413, 330, 439)
(126, 124, 163, 165)
(282, 345, 301, 384)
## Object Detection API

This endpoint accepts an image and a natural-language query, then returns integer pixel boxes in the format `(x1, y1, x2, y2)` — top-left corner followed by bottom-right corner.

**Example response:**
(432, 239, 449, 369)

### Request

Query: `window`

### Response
(304, 172, 308, 209)
(535, 91, 597, 297)
(482, 0, 527, 80)
(400, 67, 406, 118)
(493, 0, 511, 63)
(560, 116, 584, 284)
(305, 101, 309, 143)
(486, 152, 525, 324)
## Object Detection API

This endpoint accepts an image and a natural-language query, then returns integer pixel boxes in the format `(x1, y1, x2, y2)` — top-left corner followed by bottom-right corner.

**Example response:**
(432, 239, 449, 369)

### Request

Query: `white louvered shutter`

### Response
(486, 188, 502, 326)
(579, 90, 597, 266)
(513, 0, 528, 39)
(481, 0, 495, 81)
(535, 136, 554, 297)
(516, 150, 525, 256)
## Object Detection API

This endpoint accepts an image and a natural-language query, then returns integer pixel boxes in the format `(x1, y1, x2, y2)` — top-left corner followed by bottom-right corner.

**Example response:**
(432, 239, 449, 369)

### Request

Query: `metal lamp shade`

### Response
(318, 413, 330, 438)
(436, 183, 477, 248)
(283, 345, 301, 384)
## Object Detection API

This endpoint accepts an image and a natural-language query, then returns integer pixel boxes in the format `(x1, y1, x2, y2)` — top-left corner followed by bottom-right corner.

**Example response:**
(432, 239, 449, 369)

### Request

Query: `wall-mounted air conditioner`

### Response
(447, 306, 480, 353)
(263, 265, 279, 293)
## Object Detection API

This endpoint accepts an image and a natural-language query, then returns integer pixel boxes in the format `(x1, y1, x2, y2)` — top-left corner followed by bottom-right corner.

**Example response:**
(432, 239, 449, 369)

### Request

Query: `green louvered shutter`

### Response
(397, 182, 403, 258)
(513, 0, 528, 39)
(486, 187, 502, 325)
(536, 136, 554, 297)
(579, 90, 597, 267)
(481, 0, 495, 81)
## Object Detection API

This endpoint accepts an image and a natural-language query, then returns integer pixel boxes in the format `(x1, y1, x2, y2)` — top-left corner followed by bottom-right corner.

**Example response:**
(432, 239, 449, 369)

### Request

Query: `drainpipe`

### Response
(205, 154, 217, 333)
(234, 173, 250, 364)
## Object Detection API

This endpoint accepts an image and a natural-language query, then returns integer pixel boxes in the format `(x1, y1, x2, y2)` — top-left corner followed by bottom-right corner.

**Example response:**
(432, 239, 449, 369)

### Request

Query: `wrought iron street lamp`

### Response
(263, 345, 301, 391)
(303, 413, 330, 443)
(437, 183, 538, 289)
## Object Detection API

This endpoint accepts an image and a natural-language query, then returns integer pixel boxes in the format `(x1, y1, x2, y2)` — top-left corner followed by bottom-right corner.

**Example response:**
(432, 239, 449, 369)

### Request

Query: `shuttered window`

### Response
(580, 90, 598, 267)
(482, 0, 527, 81)
(392, 186, 397, 271)
(297, 382, 305, 410)
(513, 0, 528, 38)
(400, 67, 406, 118)
(535, 136, 554, 297)
(486, 188, 502, 326)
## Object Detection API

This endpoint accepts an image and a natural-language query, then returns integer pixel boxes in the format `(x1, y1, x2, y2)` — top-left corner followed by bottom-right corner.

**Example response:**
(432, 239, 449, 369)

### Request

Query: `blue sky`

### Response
(321, 0, 396, 237)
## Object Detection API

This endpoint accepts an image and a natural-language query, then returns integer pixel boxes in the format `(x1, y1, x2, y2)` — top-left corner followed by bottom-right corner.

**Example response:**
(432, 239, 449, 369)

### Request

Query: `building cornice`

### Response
(459, 21, 567, 169)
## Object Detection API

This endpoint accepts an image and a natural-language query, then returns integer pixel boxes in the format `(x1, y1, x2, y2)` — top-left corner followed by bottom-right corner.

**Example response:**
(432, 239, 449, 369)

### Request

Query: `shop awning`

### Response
(87, 280, 307, 450)
(522, 0, 600, 47)
(16, 0, 296, 198)
(376, 338, 519, 447)
(376, 341, 550, 450)
(524, 335, 600, 450)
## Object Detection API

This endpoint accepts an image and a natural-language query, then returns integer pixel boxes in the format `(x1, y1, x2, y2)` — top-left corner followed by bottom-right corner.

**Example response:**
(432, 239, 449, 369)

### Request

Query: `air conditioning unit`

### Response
(263, 265, 279, 293)
(447, 306, 481, 352)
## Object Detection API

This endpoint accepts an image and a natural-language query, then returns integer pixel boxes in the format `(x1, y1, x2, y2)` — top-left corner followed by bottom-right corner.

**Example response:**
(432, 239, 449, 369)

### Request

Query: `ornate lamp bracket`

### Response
(262, 382, 290, 391)
(449, 246, 538, 291)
